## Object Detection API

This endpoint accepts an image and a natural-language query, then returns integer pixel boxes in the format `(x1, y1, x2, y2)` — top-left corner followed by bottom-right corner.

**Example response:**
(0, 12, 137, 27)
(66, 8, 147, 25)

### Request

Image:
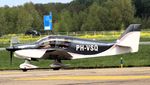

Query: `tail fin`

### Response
(116, 24, 141, 52)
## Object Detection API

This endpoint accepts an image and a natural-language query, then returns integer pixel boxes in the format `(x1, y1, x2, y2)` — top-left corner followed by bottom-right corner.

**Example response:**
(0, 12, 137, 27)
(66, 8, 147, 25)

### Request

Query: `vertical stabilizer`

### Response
(116, 24, 141, 52)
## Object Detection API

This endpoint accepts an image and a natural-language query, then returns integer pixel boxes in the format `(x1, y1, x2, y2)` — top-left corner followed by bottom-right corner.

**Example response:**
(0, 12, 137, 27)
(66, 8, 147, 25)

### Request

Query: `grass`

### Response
(0, 45, 150, 70)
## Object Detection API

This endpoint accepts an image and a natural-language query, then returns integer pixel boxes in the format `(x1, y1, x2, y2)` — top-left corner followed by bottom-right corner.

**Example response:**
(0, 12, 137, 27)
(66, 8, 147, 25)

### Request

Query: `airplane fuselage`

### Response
(40, 36, 114, 54)
(20, 35, 114, 60)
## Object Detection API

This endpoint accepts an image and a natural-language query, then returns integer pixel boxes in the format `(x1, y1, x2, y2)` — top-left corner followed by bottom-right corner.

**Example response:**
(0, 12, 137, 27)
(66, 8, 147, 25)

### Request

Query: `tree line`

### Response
(0, 0, 149, 35)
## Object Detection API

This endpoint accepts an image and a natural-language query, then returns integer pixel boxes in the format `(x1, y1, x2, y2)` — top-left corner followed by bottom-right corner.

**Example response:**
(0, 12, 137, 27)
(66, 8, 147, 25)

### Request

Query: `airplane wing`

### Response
(14, 48, 73, 60)
(43, 48, 73, 60)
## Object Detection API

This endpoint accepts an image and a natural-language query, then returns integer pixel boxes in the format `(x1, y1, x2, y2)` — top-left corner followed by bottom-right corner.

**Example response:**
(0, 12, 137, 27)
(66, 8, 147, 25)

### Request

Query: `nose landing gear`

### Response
(20, 60, 38, 72)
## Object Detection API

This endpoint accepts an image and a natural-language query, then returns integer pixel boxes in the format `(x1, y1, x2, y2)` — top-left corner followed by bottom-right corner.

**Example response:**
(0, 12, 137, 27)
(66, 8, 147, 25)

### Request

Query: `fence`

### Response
(43, 31, 123, 36)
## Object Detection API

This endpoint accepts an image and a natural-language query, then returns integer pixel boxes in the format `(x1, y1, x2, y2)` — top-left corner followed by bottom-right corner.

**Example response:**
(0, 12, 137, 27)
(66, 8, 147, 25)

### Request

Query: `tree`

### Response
(0, 0, 149, 34)
(16, 7, 33, 33)
(104, 0, 135, 30)
(134, 0, 150, 17)
(0, 7, 19, 34)
(24, 2, 42, 30)
(0, 8, 7, 34)
(54, 9, 74, 32)
(81, 2, 104, 31)
(116, 0, 135, 27)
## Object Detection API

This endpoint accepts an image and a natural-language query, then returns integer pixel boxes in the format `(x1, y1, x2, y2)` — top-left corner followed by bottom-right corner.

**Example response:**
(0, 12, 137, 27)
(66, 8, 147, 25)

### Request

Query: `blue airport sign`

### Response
(44, 12, 52, 30)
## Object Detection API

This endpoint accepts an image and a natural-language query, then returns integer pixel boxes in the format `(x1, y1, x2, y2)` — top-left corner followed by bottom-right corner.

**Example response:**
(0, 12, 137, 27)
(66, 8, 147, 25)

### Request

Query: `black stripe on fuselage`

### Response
(67, 42, 114, 55)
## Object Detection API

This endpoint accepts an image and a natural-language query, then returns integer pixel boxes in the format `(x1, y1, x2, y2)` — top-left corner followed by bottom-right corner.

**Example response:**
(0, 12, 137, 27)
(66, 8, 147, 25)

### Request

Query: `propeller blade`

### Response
(10, 51, 13, 65)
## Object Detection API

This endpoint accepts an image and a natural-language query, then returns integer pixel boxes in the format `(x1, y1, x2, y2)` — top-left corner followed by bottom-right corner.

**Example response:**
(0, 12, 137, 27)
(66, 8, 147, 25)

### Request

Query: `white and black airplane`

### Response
(6, 24, 141, 71)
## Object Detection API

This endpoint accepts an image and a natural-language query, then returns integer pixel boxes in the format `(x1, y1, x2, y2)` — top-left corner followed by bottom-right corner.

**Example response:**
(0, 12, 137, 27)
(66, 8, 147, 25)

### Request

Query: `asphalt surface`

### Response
(0, 67, 150, 85)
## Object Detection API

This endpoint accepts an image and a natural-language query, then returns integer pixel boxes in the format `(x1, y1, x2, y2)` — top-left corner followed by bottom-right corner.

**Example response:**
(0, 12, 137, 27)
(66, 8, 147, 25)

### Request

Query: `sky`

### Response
(0, 0, 73, 7)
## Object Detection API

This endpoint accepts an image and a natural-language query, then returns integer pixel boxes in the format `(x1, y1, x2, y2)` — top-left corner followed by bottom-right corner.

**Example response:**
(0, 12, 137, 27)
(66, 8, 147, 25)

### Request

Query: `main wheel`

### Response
(50, 59, 62, 70)
(52, 67, 61, 70)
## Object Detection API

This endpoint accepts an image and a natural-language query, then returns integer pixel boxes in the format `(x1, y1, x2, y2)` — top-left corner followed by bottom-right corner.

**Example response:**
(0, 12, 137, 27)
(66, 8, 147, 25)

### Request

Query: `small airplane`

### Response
(6, 24, 141, 71)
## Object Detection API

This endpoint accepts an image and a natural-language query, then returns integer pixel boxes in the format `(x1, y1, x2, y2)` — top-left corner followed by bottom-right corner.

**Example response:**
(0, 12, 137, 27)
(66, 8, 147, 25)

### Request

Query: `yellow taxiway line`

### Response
(15, 75, 150, 81)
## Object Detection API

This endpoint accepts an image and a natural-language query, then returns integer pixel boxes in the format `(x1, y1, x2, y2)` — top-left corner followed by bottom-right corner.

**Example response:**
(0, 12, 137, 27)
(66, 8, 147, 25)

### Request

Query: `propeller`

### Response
(6, 47, 15, 65)
(10, 51, 14, 65)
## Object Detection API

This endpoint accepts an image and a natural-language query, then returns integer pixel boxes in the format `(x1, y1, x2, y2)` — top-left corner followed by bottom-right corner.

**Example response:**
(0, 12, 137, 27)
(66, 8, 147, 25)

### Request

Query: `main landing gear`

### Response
(50, 59, 64, 70)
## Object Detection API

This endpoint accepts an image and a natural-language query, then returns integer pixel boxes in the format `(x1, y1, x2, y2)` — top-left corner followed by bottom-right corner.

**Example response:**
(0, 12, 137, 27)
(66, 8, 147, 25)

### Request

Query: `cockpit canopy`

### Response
(35, 35, 72, 49)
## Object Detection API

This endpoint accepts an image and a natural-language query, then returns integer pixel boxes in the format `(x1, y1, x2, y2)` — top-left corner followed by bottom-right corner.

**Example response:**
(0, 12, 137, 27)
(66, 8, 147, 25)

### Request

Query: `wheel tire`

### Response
(53, 67, 61, 70)
(22, 69, 28, 72)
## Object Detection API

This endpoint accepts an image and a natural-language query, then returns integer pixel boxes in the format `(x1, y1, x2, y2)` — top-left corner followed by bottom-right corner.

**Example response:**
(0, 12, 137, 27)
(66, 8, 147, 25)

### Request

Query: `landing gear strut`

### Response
(50, 59, 63, 70)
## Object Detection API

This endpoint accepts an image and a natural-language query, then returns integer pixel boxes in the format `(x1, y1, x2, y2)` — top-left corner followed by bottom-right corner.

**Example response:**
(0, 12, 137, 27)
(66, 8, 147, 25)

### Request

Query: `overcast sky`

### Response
(0, 0, 73, 7)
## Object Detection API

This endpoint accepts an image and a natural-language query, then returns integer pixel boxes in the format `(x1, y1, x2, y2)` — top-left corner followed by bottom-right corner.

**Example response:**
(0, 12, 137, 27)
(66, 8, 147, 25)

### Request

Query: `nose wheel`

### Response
(20, 60, 38, 72)
(22, 69, 28, 72)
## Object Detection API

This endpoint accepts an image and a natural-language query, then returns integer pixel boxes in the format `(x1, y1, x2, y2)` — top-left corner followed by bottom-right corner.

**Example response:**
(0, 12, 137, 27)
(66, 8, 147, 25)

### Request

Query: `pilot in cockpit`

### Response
(40, 41, 51, 49)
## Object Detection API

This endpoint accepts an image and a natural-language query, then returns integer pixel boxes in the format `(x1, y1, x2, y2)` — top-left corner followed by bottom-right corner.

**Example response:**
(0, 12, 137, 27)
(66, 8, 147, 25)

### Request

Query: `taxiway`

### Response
(0, 67, 150, 85)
